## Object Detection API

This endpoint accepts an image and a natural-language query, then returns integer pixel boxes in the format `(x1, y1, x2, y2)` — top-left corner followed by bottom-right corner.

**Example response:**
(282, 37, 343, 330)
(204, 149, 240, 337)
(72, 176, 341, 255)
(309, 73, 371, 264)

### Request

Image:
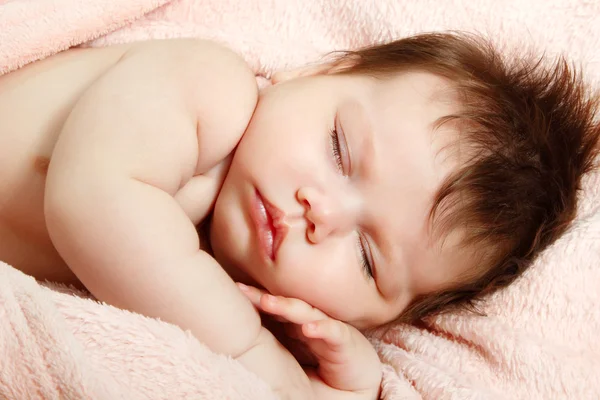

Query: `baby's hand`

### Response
(238, 284, 382, 399)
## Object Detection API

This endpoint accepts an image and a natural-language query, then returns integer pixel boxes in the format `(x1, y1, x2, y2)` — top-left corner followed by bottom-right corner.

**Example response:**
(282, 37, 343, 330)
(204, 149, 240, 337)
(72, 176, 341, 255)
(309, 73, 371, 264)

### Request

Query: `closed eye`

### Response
(357, 232, 374, 279)
(329, 116, 350, 175)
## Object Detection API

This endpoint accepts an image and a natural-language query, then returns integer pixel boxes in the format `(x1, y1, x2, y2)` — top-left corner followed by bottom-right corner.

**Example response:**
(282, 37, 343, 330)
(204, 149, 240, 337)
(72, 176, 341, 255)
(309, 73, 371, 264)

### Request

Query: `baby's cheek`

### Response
(273, 259, 328, 302)
(290, 265, 356, 317)
(273, 245, 361, 317)
(311, 269, 370, 321)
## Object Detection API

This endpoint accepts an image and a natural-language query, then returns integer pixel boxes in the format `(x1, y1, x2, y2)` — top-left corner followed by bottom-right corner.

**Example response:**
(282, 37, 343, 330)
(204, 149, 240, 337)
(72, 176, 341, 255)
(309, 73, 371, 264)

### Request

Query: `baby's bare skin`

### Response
(0, 38, 260, 345)
(0, 42, 244, 285)
(0, 34, 265, 375)
(0, 39, 382, 399)
(0, 44, 134, 283)
(0, 36, 293, 388)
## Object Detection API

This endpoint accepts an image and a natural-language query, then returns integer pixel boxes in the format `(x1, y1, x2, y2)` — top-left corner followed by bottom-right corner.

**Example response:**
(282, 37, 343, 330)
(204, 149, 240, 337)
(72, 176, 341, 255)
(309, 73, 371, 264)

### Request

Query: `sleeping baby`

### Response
(0, 32, 598, 399)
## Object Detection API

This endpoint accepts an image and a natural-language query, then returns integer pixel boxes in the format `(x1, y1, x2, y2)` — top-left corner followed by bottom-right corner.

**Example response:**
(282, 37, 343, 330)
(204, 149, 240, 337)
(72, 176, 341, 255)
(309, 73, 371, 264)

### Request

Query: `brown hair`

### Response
(332, 32, 600, 322)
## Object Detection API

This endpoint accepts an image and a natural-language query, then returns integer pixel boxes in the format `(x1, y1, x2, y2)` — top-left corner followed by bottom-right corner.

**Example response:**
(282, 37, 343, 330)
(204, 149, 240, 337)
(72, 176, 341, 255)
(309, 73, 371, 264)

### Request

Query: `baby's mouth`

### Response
(253, 189, 288, 262)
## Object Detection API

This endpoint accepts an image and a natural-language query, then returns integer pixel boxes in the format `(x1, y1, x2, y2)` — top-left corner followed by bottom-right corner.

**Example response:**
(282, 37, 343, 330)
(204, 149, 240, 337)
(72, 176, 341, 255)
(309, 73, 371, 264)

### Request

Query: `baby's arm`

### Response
(45, 39, 261, 357)
(44, 39, 363, 398)
(46, 39, 319, 397)
(45, 40, 317, 396)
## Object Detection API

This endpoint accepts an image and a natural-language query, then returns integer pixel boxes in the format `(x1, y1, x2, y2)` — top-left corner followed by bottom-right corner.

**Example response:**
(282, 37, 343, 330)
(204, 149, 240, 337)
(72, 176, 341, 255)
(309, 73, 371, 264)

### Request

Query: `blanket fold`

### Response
(0, 263, 276, 399)
(0, 0, 171, 75)
(1, 0, 599, 399)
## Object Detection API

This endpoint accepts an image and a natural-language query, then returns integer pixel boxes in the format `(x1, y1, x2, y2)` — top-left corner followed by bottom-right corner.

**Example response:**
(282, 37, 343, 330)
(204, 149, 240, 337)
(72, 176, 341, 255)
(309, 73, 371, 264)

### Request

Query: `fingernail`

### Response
(265, 294, 277, 304)
(305, 323, 317, 332)
(237, 283, 249, 292)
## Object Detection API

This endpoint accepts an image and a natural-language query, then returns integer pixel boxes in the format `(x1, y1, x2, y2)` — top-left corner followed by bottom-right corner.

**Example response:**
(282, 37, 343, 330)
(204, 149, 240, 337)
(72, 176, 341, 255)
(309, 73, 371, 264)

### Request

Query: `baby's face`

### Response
(211, 68, 471, 328)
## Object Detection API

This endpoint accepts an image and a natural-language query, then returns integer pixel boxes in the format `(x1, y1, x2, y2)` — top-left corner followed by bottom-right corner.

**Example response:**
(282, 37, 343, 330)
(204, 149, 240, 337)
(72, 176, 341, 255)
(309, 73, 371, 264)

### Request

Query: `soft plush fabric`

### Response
(0, 263, 276, 399)
(0, 0, 598, 399)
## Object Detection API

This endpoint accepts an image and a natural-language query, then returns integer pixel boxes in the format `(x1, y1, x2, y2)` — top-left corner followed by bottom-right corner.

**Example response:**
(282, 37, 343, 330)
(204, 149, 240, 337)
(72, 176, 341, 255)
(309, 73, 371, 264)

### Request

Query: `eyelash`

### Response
(329, 123, 374, 280)
(329, 127, 344, 174)
(357, 234, 374, 279)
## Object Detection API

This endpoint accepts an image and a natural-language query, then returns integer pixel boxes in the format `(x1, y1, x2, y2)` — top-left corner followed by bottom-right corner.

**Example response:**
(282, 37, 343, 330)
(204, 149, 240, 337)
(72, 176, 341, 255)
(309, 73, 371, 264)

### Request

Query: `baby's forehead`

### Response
(368, 72, 462, 167)
(368, 71, 462, 130)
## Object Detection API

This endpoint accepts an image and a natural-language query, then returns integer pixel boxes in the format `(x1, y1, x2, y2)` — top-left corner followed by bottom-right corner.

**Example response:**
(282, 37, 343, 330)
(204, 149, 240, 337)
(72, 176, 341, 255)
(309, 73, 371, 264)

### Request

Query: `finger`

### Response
(300, 320, 355, 365)
(238, 284, 331, 325)
(237, 283, 265, 306)
(259, 294, 330, 325)
(237, 285, 310, 324)
(302, 318, 350, 349)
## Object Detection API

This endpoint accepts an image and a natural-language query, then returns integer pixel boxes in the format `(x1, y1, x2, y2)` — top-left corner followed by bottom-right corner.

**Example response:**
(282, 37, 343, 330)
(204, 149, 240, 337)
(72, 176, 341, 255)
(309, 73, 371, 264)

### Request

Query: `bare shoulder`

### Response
(125, 39, 258, 170)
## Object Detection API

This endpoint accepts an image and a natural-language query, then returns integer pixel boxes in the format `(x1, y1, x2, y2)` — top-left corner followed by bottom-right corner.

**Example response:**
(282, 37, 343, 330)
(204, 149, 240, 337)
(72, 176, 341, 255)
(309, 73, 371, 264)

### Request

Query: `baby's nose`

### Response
(297, 186, 360, 243)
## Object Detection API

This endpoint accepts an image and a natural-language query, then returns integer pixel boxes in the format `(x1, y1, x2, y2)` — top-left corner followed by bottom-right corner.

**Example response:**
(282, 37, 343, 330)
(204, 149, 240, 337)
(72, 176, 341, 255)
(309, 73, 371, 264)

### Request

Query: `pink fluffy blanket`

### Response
(1, 1, 599, 399)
